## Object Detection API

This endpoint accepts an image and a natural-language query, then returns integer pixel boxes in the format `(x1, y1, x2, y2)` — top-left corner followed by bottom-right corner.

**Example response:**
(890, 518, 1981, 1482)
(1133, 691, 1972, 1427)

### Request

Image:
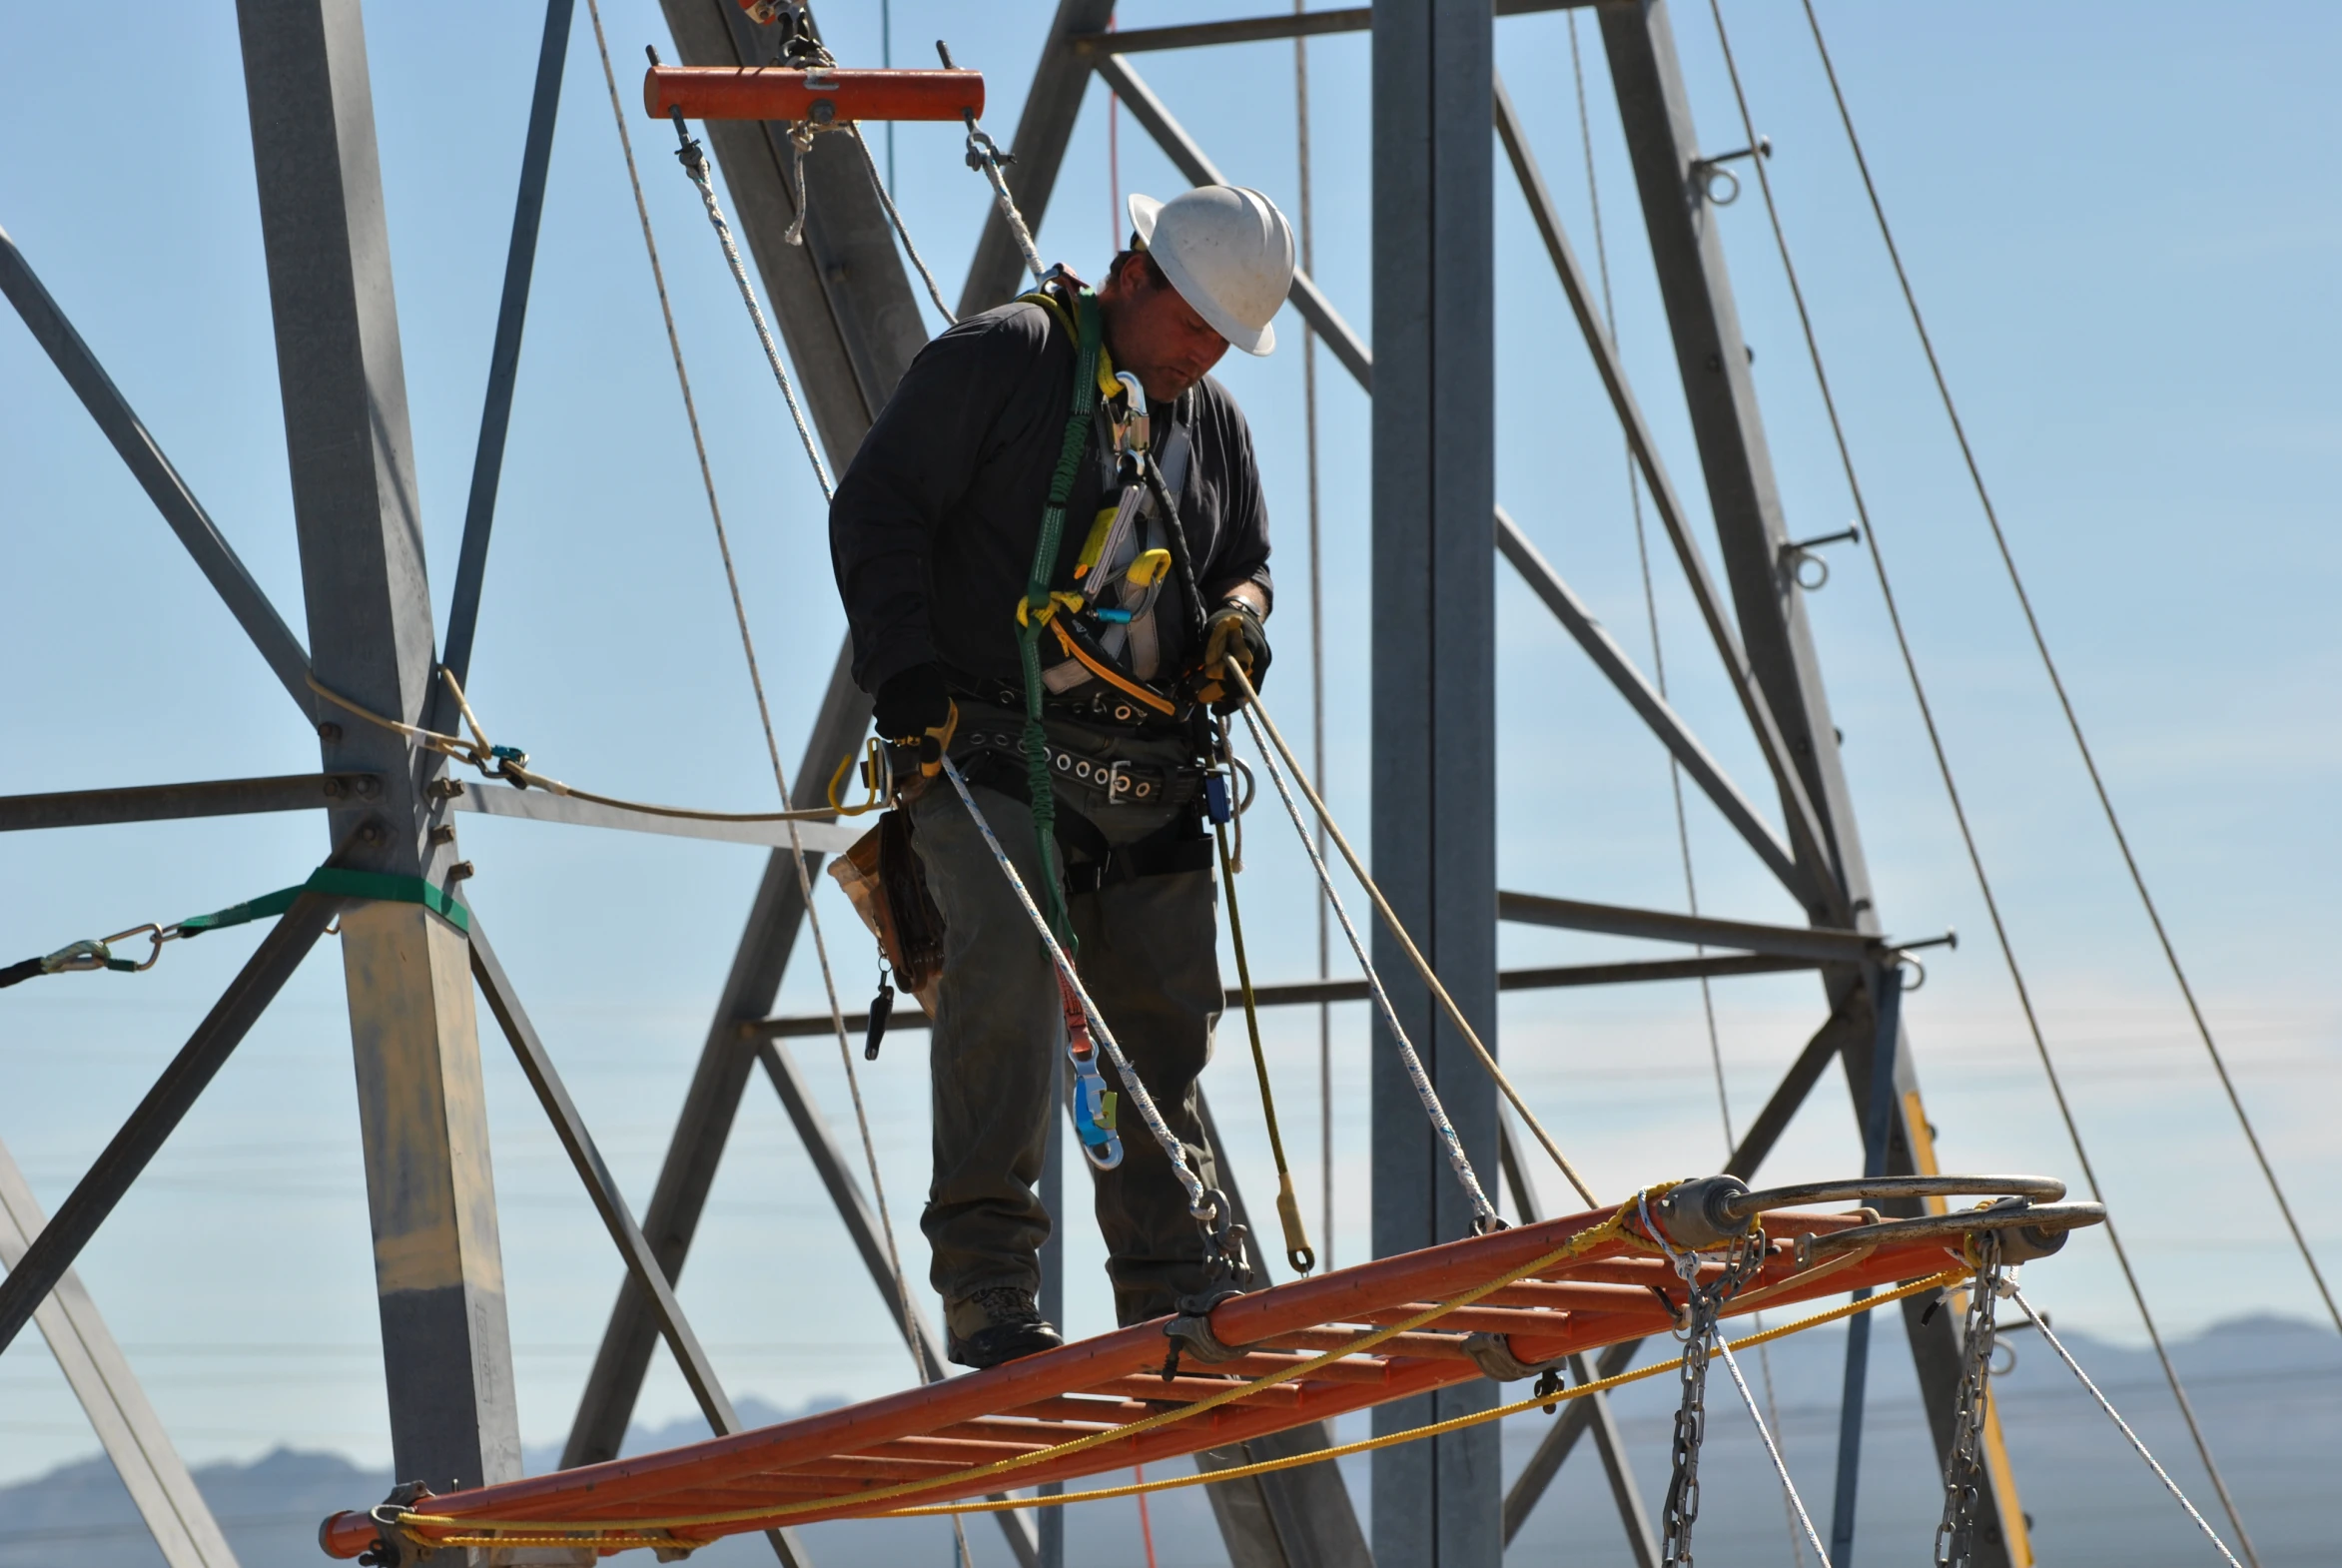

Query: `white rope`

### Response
(1716, 1338, 1834, 1568)
(939, 756, 1215, 1222)
(1232, 665, 1597, 1207)
(669, 130, 835, 500)
(1233, 704, 1500, 1230)
(851, 127, 955, 326)
(584, 0, 938, 1495)
(968, 134, 1046, 283)
(2007, 1286, 2245, 1568)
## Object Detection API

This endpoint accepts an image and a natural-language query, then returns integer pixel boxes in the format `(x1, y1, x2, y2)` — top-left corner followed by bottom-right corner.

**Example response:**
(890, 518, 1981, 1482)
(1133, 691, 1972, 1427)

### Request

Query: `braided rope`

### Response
(1229, 665, 1598, 1209)
(939, 757, 1208, 1218)
(1234, 701, 1499, 1231)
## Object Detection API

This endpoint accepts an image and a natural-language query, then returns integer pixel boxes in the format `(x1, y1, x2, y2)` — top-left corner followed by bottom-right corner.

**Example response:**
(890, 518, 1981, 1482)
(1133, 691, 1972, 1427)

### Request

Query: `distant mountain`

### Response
(4, 1317, 2335, 1567)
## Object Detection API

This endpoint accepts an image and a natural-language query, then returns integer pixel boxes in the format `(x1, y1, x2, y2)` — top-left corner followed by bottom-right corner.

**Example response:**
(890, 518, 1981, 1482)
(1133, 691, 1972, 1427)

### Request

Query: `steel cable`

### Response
(581, 21, 969, 1567)
(1233, 695, 1503, 1229)
(2008, 1285, 2246, 1568)
(1294, 0, 1334, 1279)
(1790, 0, 2340, 1349)
(1566, 24, 1803, 1558)
(1700, 4, 2261, 1559)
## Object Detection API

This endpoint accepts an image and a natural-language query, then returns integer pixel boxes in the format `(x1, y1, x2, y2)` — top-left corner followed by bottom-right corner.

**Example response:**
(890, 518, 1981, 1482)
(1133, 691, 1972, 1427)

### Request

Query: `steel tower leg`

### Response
(1371, 1, 1500, 1564)
(236, 0, 527, 1502)
(1597, 4, 2025, 1562)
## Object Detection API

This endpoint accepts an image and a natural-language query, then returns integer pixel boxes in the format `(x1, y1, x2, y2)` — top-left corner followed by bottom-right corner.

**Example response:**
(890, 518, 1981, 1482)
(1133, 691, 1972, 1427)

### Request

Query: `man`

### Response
(830, 185, 1295, 1368)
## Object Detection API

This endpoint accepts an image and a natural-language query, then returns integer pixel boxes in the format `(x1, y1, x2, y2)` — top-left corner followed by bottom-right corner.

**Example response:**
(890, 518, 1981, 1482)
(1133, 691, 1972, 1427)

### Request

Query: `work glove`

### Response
(874, 662, 958, 778)
(1196, 598, 1270, 714)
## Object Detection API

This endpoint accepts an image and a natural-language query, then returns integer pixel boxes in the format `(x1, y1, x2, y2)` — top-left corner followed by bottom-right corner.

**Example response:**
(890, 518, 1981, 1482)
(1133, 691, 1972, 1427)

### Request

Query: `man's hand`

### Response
(874, 662, 959, 778)
(1197, 597, 1270, 714)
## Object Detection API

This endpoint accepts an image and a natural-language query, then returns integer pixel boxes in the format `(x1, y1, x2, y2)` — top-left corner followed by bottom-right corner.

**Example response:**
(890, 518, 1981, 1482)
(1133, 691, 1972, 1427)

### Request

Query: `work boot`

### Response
(946, 1285, 1063, 1370)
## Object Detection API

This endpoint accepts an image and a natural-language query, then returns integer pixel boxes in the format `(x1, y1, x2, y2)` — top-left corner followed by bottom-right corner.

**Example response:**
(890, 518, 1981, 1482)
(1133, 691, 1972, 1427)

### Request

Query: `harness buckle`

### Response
(1104, 759, 1135, 805)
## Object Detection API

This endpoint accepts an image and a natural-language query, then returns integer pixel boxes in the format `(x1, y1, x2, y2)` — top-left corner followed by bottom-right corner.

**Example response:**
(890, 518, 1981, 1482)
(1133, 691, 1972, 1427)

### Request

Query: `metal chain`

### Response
(1937, 1233, 2005, 1566)
(1647, 1198, 1768, 1568)
(1663, 1286, 1710, 1567)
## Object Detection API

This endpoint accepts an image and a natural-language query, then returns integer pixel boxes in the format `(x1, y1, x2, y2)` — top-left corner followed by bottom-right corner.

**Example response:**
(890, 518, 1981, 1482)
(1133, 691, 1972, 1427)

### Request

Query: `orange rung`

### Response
(643, 66, 983, 125)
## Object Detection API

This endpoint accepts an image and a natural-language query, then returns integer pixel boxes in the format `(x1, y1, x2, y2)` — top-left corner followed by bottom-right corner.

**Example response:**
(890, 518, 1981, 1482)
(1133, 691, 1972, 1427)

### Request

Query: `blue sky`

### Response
(1, 0, 2337, 1500)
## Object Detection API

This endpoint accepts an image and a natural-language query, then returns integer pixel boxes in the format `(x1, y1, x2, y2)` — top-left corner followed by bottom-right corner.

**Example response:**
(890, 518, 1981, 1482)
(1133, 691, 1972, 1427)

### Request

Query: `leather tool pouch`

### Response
(830, 810, 947, 1007)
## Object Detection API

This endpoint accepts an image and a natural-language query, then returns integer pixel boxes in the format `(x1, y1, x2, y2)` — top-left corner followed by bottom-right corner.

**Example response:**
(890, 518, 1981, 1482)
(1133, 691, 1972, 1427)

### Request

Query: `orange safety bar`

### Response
(318, 1199, 1996, 1557)
(644, 66, 983, 125)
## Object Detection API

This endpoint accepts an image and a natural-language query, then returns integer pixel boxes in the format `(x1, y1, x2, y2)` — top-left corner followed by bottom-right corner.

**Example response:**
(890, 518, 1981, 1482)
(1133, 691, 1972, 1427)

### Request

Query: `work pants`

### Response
(907, 715, 1224, 1327)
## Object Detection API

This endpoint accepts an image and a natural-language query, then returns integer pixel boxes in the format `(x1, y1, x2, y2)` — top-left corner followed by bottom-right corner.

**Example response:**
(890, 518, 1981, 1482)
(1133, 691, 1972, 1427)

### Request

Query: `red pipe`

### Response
(643, 66, 983, 124)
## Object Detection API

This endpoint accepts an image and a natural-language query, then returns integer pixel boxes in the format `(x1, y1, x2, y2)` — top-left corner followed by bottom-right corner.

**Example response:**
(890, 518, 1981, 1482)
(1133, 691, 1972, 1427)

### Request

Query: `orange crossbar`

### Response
(320, 1201, 1953, 1556)
(643, 66, 983, 124)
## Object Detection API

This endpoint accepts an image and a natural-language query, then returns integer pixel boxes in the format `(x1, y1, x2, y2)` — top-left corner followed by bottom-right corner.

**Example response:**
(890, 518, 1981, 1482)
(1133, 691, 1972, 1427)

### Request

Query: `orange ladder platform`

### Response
(319, 1197, 1991, 1558)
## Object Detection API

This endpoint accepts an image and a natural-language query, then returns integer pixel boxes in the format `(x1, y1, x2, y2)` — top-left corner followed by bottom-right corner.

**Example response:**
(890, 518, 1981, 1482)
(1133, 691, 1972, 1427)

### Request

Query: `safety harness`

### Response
(993, 272, 1223, 914)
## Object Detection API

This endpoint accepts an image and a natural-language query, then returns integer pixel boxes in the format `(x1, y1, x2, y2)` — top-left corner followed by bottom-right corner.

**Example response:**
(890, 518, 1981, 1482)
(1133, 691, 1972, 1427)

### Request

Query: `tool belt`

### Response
(948, 734, 1212, 894)
(953, 723, 1202, 811)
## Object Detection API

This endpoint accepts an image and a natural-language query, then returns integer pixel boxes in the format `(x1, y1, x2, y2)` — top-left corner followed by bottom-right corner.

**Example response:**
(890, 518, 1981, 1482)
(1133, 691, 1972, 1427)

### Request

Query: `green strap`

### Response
(1016, 283, 1104, 949)
(177, 866, 471, 939)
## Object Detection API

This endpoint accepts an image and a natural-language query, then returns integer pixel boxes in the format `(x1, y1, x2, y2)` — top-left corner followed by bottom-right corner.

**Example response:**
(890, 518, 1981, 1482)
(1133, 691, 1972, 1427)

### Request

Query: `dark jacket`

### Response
(830, 298, 1272, 697)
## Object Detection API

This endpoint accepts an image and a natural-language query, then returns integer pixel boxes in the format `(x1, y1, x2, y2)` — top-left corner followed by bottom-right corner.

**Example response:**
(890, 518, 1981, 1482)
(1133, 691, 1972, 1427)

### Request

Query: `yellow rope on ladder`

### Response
(397, 1188, 1683, 1545)
(406, 1260, 1971, 1550)
(891, 1265, 1968, 1520)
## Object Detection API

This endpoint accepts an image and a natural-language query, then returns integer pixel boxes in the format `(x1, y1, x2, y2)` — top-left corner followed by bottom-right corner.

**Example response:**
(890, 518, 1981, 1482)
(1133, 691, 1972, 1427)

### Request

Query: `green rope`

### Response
(2, 867, 471, 991)
(178, 867, 470, 938)
(1016, 284, 1104, 948)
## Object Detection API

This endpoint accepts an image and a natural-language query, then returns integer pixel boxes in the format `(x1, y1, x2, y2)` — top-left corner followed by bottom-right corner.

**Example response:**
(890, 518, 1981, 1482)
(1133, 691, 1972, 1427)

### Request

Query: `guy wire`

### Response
(1294, 0, 1333, 1273)
(1794, 0, 2341, 1349)
(583, 13, 966, 1564)
(1568, 20, 1799, 1560)
(1702, 4, 2260, 1560)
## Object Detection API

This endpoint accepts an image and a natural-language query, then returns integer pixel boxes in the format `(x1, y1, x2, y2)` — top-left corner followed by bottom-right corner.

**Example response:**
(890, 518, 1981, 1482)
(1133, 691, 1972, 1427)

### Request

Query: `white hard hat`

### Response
(1127, 186, 1295, 356)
